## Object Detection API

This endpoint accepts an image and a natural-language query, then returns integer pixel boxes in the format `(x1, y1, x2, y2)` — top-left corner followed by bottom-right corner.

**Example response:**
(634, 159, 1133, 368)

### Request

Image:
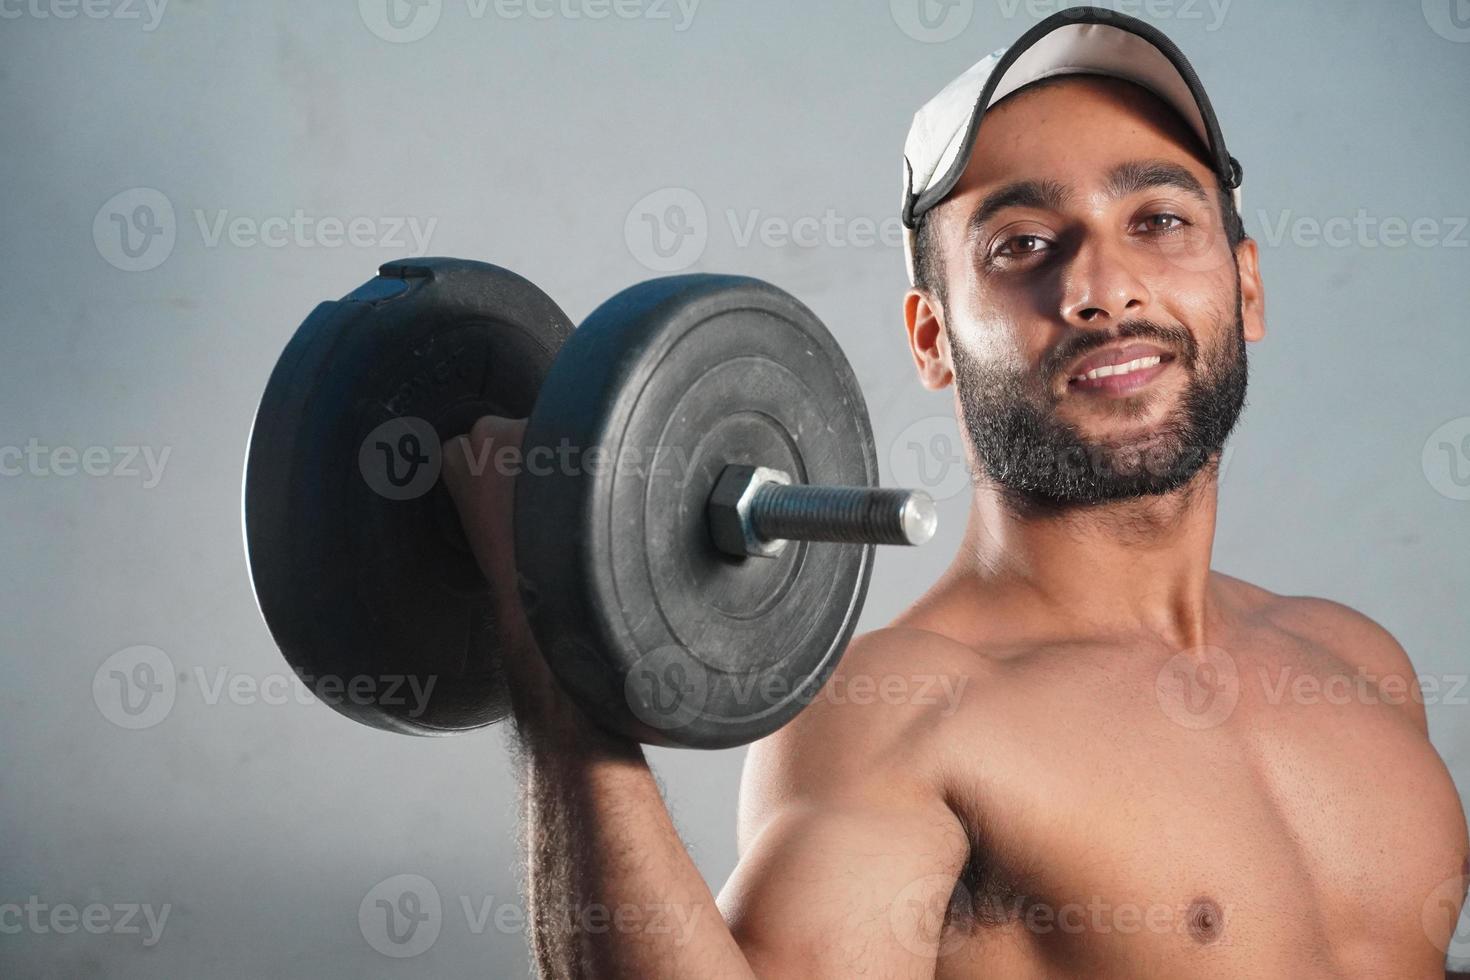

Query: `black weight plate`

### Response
(244, 258, 573, 735)
(516, 275, 876, 749)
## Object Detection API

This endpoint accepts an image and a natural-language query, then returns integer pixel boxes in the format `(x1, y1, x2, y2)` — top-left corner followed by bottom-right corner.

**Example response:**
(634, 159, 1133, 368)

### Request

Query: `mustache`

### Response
(1045, 319, 1198, 381)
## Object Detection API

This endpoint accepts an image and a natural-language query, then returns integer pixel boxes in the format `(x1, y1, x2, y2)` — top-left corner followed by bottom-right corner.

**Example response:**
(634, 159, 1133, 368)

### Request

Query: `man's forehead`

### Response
(951, 74, 1216, 203)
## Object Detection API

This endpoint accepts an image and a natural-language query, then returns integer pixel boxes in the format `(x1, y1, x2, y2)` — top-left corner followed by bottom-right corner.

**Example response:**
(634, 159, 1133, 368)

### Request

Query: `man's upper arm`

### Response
(715, 630, 973, 979)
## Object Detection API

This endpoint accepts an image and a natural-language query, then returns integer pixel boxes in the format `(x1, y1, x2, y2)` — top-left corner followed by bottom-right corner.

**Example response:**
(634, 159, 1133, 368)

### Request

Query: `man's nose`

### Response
(1058, 235, 1151, 327)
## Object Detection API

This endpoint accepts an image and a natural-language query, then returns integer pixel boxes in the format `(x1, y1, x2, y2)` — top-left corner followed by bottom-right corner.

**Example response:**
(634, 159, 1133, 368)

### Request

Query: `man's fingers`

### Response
(441, 415, 527, 590)
(442, 415, 527, 498)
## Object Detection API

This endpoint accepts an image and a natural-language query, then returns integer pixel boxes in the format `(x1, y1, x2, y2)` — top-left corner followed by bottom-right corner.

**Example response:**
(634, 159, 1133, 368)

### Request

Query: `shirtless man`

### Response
(443, 9, 1470, 977)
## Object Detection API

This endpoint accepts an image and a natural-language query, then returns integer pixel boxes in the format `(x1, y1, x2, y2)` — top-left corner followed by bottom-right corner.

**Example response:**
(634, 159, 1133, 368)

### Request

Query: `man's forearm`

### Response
(513, 706, 757, 979)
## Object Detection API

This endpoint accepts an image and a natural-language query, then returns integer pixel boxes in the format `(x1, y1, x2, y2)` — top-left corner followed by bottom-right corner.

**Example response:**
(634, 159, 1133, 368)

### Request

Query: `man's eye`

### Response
(1137, 212, 1187, 233)
(996, 234, 1050, 257)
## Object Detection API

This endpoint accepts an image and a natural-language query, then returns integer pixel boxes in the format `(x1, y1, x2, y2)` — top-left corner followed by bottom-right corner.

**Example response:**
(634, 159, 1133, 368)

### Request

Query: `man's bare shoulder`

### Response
(1250, 584, 1428, 733)
(751, 626, 989, 767)
(736, 628, 986, 843)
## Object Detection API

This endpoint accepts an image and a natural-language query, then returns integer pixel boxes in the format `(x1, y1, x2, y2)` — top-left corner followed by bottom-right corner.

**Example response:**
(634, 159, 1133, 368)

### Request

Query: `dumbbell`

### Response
(242, 258, 937, 749)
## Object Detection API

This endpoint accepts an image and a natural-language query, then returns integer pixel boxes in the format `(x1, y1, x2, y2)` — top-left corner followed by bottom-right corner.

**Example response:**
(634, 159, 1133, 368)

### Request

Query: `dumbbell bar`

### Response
(243, 258, 937, 749)
(708, 464, 936, 558)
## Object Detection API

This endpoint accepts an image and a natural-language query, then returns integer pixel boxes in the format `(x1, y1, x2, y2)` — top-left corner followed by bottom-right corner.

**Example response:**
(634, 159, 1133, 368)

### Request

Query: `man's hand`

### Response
(441, 415, 605, 743)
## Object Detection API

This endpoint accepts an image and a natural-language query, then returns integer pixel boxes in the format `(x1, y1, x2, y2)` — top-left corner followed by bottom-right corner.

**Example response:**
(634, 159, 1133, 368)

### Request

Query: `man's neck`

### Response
(946, 465, 1227, 651)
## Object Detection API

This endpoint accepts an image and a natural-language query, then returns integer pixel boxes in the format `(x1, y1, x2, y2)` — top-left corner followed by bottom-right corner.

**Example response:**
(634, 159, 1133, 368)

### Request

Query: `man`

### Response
(444, 8, 1470, 977)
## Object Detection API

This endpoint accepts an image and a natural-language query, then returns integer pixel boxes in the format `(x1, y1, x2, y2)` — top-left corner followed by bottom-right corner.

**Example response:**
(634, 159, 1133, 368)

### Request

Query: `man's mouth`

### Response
(1065, 350, 1177, 396)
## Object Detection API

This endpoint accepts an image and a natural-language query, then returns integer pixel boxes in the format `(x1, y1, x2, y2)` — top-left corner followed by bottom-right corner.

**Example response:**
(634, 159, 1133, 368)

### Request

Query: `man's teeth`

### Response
(1071, 355, 1162, 382)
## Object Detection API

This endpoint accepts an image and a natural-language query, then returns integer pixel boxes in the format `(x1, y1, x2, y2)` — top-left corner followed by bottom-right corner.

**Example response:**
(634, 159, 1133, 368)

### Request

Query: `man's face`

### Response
(913, 75, 1264, 510)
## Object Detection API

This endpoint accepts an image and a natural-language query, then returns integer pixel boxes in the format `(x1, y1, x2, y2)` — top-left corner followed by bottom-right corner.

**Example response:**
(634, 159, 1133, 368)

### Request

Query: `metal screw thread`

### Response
(747, 483, 936, 548)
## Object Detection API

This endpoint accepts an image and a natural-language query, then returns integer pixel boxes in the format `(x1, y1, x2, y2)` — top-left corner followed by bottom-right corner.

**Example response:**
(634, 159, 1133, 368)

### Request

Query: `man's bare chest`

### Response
(934, 629, 1469, 977)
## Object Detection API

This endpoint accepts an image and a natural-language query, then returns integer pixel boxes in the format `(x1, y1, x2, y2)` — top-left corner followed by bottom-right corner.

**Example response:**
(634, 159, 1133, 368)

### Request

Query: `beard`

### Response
(951, 282, 1249, 511)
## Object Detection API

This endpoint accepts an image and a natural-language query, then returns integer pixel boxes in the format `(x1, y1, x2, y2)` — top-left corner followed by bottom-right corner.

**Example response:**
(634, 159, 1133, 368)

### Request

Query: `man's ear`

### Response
(1234, 238, 1266, 343)
(905, 289, 954, 390)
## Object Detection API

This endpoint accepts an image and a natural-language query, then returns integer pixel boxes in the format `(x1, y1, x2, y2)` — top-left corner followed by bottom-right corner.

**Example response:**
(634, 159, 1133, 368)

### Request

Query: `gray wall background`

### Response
(2, 1, 1468, 976)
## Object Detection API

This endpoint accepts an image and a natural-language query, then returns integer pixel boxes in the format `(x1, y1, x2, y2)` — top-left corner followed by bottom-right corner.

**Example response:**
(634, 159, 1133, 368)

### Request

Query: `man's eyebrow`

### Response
(965, 179, 1072, 242)
(1105, 159, 1211, 205)
(964, 160, 1212, 241)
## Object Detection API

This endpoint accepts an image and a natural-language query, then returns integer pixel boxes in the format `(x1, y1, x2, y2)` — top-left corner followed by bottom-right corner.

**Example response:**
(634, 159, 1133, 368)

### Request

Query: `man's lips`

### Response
(1061, 341, 1178, 397)
(1065, 342, 1175, 380)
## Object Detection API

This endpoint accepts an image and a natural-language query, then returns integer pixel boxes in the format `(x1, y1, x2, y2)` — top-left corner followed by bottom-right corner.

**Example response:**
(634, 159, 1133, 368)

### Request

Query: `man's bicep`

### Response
(717, 798, 969, 979)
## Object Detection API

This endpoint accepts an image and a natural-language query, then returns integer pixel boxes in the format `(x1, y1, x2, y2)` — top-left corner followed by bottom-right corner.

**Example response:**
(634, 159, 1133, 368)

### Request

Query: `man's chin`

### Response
(997, 426, 1218, 506)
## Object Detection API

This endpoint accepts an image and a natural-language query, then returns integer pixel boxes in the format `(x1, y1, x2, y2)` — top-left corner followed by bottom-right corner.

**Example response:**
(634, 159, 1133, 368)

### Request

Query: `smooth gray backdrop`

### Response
(3, 1, 1468, 976)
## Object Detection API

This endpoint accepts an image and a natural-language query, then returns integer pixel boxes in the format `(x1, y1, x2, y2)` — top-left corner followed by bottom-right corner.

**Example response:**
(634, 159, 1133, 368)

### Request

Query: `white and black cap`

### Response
(901, 6, 1243, 284)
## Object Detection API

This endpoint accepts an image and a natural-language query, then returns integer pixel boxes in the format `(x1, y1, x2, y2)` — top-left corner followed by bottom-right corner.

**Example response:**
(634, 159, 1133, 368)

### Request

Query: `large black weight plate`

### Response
(517, 275, 876, 749)
(244, 258, 573, 735)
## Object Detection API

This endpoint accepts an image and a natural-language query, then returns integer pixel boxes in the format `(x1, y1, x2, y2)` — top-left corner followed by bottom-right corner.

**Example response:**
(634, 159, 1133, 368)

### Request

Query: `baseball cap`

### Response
(900, 6, 1243, 285)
